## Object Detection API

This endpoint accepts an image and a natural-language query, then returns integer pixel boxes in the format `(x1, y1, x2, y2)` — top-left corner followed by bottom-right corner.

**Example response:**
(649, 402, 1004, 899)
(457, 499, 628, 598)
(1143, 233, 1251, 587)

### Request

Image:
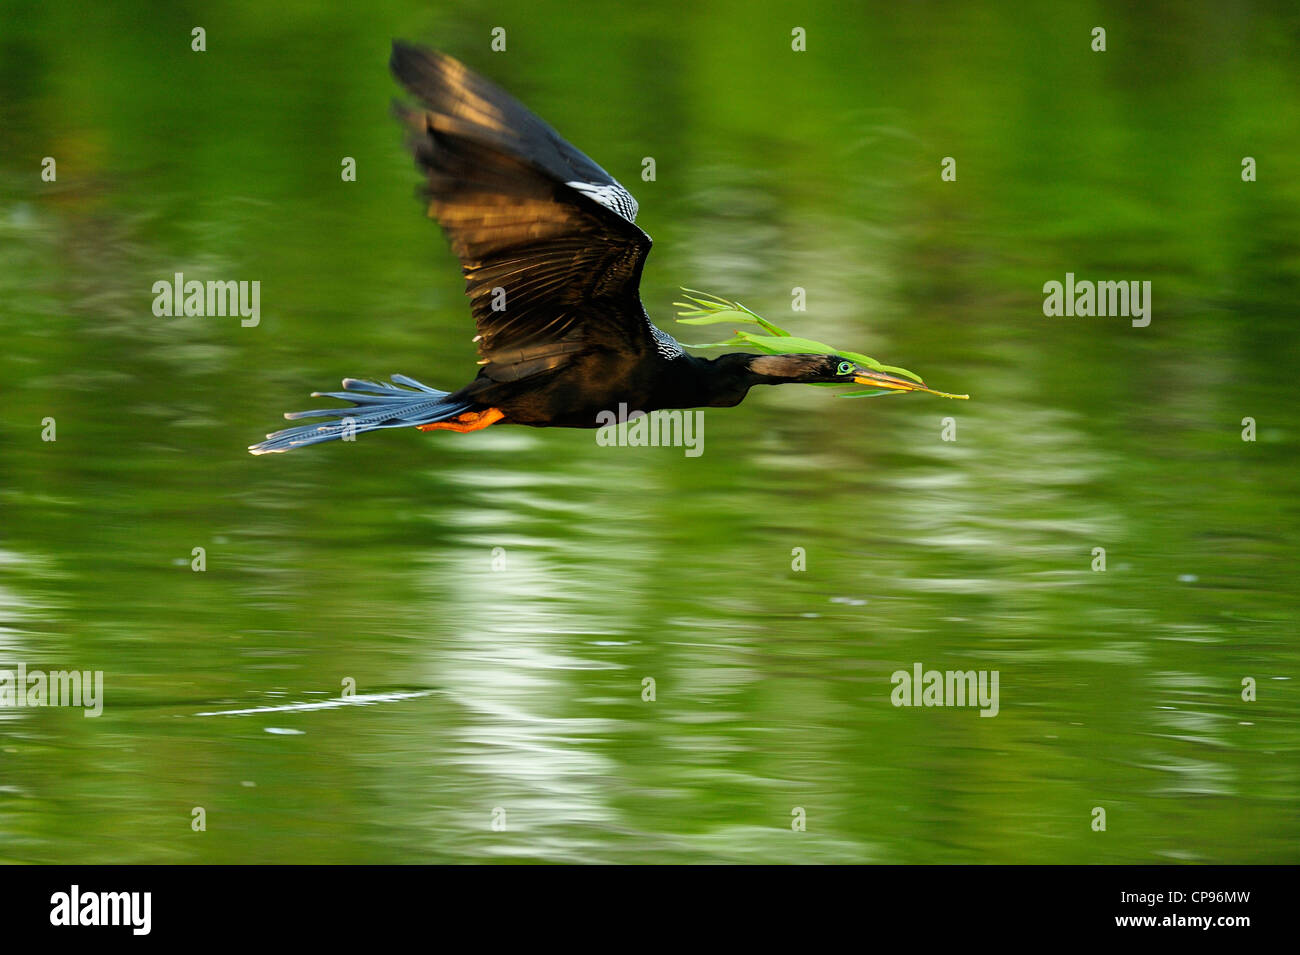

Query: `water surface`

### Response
(1, 0, 1297, 863)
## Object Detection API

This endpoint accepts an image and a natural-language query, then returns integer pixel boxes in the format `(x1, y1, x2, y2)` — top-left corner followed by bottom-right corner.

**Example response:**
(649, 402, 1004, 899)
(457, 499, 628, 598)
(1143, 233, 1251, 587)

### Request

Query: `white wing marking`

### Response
(566, 180, 639, 223)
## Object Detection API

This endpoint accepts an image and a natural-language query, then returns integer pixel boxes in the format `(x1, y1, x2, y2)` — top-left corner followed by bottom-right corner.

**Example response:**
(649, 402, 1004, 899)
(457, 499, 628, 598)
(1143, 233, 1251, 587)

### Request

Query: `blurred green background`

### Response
(1, 0, 1297, 863)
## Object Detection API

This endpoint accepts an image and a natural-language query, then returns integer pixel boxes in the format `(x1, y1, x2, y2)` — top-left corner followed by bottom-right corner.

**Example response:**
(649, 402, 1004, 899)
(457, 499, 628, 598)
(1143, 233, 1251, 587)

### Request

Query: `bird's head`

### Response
(746, 354, 932, 393)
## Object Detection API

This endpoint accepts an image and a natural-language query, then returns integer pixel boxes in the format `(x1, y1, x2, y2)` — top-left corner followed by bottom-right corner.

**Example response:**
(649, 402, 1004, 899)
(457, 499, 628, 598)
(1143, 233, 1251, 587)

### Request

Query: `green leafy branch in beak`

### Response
(672, 289, 969, 399)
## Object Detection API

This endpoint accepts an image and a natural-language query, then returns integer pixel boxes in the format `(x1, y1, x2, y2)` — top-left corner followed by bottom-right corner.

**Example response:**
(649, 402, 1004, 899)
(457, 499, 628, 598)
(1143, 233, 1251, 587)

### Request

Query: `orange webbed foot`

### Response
(417, 407, 505, 433)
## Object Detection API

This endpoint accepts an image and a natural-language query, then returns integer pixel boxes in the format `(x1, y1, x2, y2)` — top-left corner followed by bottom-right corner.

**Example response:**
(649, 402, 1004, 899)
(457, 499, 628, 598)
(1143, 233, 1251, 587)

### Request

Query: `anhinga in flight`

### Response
(249, 42, 946, 454)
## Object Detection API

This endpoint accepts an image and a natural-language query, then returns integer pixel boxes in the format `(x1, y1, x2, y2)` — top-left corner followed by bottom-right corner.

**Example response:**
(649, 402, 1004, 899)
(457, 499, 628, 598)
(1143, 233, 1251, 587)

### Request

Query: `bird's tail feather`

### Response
(249, 374, 477, 454)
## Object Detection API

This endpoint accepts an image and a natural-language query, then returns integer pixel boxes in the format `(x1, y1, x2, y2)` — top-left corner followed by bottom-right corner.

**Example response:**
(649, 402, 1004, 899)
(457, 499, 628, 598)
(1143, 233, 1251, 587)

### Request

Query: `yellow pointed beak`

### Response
(852, 369, 969, 399)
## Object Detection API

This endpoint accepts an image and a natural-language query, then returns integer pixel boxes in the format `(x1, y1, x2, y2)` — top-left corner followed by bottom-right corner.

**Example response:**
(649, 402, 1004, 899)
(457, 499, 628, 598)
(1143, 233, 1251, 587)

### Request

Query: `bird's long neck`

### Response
(655, 353, 777, 409)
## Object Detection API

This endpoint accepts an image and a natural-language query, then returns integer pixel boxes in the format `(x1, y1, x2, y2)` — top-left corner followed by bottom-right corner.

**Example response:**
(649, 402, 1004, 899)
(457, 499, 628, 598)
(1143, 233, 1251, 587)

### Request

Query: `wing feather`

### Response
(390, 42, 665, 379)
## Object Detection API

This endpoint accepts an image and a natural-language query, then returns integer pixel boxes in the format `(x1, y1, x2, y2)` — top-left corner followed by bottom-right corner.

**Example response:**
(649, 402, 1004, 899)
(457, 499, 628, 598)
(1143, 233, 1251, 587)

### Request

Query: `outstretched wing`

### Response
(390, 42, 680, 383)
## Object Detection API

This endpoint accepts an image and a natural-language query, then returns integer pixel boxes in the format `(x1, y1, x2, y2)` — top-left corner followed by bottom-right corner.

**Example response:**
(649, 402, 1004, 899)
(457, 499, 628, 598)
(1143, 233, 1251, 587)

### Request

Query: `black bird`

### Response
(249, 42, 937, 454)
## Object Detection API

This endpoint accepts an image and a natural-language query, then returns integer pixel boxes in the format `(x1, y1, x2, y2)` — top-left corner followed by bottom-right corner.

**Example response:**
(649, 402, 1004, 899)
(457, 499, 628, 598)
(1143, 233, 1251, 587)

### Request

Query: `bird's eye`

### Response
(836, 361, 854, 376)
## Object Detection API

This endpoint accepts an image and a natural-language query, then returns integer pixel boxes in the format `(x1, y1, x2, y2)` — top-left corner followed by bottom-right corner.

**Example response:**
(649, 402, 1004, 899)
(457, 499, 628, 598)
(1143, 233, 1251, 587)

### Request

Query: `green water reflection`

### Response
(1, 0, 1297, 863)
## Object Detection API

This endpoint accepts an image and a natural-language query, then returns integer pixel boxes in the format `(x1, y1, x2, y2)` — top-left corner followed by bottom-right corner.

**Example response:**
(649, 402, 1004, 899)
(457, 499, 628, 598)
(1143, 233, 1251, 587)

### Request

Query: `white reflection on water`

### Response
(0, 547, 50, 726)
(194, 689, 436, 717)
(417, 448, 642, 861)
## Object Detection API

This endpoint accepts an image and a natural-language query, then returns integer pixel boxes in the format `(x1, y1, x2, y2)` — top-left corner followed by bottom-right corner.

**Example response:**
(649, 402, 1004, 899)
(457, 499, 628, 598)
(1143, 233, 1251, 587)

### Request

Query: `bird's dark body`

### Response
(248, 42, 928, 455)
(456, 350, 751, 428)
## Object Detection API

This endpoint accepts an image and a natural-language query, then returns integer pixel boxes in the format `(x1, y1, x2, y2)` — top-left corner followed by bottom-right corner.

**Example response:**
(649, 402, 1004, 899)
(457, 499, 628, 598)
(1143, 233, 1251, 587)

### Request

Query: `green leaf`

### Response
(674, 290, 789, 335)
(674, 309, 763, 326)
(672, 287, 965, 398)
